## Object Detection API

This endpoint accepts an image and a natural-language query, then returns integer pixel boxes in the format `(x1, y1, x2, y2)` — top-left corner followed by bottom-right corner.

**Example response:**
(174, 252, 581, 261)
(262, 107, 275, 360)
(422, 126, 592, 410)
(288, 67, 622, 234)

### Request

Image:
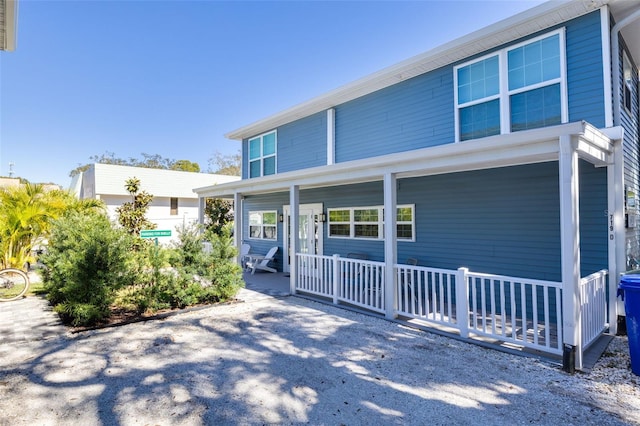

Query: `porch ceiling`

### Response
(194, 122, 619, 198)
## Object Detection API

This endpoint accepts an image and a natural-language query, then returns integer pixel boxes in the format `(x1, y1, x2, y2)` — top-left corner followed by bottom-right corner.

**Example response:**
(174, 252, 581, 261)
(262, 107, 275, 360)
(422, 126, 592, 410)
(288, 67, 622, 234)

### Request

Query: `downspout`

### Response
(611, 7, 640, 126)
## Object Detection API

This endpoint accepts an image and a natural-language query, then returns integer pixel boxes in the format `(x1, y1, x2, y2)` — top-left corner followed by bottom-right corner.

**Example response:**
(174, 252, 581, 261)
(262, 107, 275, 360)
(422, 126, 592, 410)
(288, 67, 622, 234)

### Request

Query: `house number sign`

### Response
(610, 214, 614, 240)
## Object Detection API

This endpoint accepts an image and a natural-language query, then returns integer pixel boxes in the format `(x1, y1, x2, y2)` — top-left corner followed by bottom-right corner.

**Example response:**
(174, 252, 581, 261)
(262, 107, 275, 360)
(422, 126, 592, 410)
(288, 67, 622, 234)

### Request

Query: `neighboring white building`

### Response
(71, 163, 239, 242)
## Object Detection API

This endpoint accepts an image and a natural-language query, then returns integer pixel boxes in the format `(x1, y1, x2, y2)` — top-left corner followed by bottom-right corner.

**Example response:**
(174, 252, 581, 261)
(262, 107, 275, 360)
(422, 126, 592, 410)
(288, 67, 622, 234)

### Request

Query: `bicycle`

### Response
(0, 268, 30, 302)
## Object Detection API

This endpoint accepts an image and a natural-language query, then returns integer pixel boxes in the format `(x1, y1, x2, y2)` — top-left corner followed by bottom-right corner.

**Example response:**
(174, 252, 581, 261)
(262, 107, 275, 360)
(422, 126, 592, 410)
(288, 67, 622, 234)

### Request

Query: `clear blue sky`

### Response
(0, 0, 544, 187)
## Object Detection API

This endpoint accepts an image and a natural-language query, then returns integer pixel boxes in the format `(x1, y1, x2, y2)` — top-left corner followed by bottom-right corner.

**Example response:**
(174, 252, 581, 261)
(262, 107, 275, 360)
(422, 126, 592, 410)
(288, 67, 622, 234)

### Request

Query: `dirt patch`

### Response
(70, 299, 243, 333)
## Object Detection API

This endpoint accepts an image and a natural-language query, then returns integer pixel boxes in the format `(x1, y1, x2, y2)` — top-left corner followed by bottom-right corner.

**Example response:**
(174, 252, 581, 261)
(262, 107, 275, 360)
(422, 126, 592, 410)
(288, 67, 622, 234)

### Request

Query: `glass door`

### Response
(283, 203, 323, 273)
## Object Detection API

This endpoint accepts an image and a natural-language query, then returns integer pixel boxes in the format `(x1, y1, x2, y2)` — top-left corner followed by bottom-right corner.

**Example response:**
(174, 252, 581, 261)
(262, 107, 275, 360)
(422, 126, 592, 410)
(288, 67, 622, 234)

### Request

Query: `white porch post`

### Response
(289, 185, 299, 294)
(233, 192, 242, 266)
(198, 196, 205, 226)
(383, 172, 397, 319)
(559, 135, 582, 372)
(608, 137, 625, 334)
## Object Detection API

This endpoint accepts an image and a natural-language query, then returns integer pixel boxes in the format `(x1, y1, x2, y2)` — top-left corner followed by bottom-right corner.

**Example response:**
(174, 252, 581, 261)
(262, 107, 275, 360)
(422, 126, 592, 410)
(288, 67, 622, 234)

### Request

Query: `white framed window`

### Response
(328, 205, 415, 241)
(455, 29, 566, 141)
(248, 211, 277, 240)
(623, 50, 633, 114)
(248, 131, 277, 178)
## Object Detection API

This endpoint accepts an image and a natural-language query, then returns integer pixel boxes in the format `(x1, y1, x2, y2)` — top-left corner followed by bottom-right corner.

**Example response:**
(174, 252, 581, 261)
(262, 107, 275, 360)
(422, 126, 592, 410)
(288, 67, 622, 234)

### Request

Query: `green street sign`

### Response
(140, 229, 172, 238)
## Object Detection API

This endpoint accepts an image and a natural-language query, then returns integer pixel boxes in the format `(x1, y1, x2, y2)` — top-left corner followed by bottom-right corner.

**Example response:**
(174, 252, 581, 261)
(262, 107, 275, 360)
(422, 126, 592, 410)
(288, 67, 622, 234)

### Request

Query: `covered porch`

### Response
(196, 121, 624, 372)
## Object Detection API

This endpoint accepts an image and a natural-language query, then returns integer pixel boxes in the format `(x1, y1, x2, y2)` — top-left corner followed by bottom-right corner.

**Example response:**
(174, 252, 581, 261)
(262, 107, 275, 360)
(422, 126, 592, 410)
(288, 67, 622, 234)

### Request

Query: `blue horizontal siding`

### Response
(278, 111, 327, 173)
(303, 182, 386, 260)
(566, 11, 605, 127)
(335, 67, 454, 162)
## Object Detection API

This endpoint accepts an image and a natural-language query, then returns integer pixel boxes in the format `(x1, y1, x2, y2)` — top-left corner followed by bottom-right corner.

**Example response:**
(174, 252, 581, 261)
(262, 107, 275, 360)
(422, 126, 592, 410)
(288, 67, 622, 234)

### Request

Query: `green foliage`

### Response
(204, 198, 233, 236)
(41, 211, 136, 326)
(69, 152, 202, 177)
(204, 223, 238, 261)
(43, 211, 244, 326)
(116, 177, 155, 236)
(171, 160, 200, 172)
(207, 150, 241, 176)
(0, 183, 104, 269)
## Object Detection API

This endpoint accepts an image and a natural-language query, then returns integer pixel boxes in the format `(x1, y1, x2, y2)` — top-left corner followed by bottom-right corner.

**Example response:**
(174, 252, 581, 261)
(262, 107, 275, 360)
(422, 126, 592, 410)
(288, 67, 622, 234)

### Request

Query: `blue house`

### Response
(196, 0, 640, 372)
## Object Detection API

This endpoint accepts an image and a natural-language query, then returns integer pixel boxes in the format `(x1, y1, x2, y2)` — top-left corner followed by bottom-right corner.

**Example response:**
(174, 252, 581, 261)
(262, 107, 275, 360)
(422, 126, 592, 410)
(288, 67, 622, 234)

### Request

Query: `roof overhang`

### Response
(611, 0, 640, 64)
(196, 122, 620, 199)
(225, 0, 621, 141)
(1, 0, 17, 51)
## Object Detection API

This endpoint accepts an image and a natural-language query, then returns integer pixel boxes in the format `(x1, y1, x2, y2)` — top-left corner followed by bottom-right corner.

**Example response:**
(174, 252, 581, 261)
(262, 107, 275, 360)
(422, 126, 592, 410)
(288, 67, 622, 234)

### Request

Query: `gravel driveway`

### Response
(0, 289, 639, 425)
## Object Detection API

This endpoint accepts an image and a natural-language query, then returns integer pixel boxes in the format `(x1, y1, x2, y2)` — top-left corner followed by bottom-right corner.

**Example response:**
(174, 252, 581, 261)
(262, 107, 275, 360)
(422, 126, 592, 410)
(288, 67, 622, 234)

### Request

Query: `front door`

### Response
(283, 203, 323, 273)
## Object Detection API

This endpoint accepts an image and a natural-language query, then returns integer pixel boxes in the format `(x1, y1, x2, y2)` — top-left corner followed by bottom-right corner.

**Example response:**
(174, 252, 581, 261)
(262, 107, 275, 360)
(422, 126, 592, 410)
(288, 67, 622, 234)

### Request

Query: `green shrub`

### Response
(41, 211, 136, 326)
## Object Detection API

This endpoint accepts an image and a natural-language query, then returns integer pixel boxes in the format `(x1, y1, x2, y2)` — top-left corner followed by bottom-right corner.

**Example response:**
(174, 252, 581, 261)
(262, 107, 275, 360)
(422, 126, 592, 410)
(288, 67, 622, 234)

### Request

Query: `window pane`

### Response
(459, 99, 500, 141)
(263, 212, 276, 225)
(329, 224, 350, 236)
(457, 56, 498, 104)
(510, 83, 561, 132)
(263, 156, 276, 175)
(329, 210, 350, 222)
(397, 224, 413, 239)
(355, 224, 379, 238)
(264, 225, 276, 240)
(249, 138, 261, 160)
(354, 209, 378, 222)
(508, 34, 559, 90)
(397, 207, 412, 221)
(249, 212, 262, 225)
(263, 132, 276, 155)
(249, 160, 260, 178)
(249, 226, 262, 238)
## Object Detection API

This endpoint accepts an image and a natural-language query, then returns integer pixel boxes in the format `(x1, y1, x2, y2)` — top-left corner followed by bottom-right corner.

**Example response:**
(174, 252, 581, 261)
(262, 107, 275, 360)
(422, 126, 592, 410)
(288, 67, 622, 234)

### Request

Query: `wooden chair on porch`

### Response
(246, 246, 278, 275)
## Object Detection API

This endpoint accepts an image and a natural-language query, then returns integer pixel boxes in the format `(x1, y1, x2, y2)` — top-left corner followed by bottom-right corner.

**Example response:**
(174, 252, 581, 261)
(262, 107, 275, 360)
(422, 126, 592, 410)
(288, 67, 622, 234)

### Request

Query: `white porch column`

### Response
(233, 192, 243, 265)
(383, 172, 397, 319)
(559, 135, 582, 372)
(198, 196, 205, 225)
(289, 185, 300, 294)
(608, 137, 625, 334)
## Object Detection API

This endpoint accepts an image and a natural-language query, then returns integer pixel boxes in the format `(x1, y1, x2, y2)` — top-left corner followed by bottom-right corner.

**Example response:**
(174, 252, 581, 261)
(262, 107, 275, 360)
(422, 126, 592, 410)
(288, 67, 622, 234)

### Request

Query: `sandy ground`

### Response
(1, 291, 639, 425)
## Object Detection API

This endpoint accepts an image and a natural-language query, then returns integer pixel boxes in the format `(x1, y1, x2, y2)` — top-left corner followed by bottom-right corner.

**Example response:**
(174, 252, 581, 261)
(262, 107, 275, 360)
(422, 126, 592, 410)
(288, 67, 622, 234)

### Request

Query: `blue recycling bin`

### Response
(619, 274, 640, 375)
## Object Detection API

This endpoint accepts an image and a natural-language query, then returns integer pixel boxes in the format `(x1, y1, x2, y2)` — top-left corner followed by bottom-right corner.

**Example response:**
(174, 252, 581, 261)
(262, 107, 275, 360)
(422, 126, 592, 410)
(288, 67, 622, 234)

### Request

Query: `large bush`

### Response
(42, 214, 245, 326)
(41, 211, 136, 326)
(115, 222, 244, 314)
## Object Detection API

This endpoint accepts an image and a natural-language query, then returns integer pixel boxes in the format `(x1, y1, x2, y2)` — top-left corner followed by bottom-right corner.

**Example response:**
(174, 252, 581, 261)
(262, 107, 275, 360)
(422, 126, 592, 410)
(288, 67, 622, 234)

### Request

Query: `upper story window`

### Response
(455, 30, 566, 142)
(623, 51, 633, 114)
(248, 131, 277, 178)
(328, 205, 415, 241)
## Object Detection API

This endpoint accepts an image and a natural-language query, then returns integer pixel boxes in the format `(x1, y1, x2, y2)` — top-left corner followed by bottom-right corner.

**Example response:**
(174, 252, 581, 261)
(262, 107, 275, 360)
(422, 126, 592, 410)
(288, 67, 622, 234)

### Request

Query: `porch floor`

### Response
(240, 271, 612, 371)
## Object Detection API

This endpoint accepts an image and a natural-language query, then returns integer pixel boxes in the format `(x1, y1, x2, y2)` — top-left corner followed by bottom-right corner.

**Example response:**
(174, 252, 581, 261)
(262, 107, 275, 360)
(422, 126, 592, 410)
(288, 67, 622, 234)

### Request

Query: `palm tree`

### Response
(0, 183, 104, 269)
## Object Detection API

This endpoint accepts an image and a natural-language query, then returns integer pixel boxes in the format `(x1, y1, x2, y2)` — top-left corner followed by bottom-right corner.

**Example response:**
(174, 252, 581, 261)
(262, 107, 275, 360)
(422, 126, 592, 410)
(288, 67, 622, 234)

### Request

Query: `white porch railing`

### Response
(464, 271, 563, 355)
(295, 253, 607, 361)
(395, 264, 458, 328)
(579, 269, 608, 350)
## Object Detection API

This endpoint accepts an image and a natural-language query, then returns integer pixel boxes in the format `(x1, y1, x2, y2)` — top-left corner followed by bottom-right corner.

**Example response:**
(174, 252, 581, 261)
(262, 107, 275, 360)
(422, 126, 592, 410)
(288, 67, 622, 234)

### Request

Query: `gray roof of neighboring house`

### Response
(89, 163, 240, 199)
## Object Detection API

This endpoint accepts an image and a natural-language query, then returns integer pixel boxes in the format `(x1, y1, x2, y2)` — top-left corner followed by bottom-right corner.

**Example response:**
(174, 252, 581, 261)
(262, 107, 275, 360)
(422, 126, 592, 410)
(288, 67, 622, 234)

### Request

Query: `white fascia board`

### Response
(198, 122, 612, 198)
(225, 1, 608, 141)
